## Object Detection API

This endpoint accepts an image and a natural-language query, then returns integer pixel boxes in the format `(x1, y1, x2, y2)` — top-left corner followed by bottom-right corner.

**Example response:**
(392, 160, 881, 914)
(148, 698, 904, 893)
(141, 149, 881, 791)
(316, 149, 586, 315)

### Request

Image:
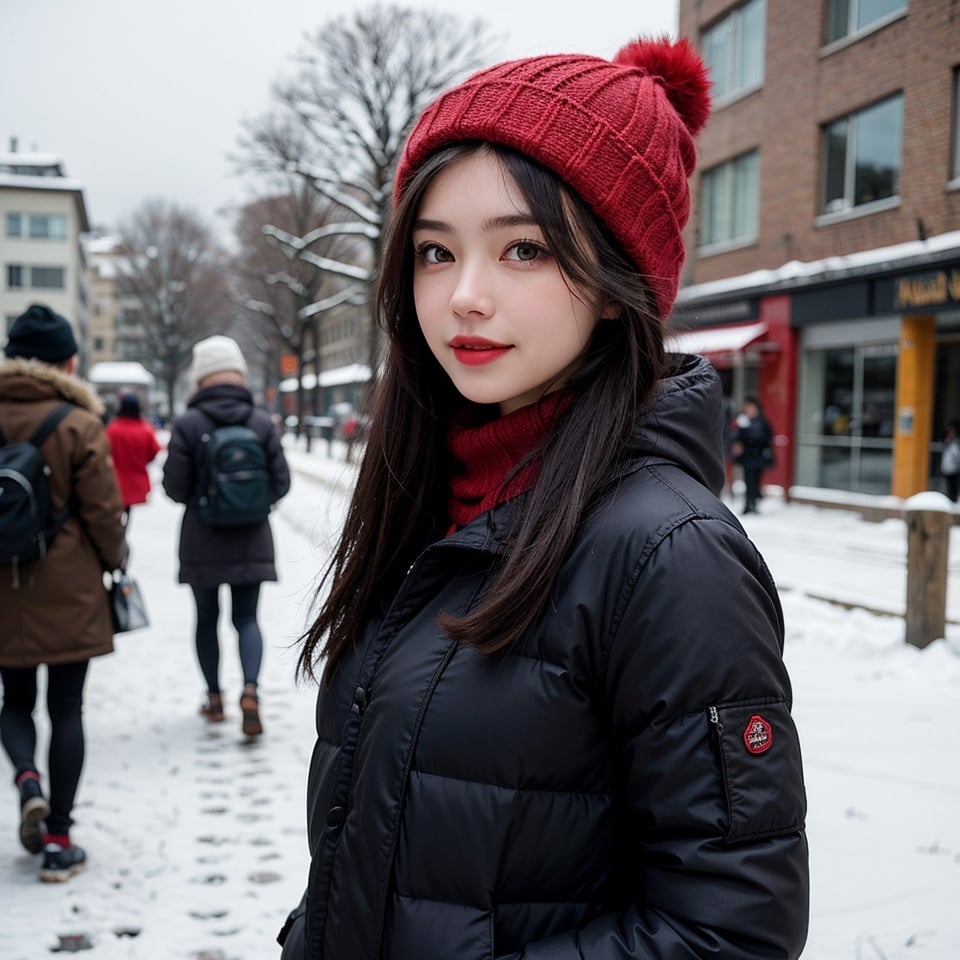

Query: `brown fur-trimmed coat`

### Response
(0, 358, 127, 667)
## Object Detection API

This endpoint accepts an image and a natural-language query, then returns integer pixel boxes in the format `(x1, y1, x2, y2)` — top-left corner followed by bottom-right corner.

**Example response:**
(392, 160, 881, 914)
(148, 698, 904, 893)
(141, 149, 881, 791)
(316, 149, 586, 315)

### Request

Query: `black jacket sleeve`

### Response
(496, 517, 809, 959)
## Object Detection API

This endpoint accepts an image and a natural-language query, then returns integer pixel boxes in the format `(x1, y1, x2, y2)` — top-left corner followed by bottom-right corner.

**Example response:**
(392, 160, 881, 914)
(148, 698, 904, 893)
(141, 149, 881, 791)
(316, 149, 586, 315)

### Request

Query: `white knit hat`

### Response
(191, 335, 248, 386)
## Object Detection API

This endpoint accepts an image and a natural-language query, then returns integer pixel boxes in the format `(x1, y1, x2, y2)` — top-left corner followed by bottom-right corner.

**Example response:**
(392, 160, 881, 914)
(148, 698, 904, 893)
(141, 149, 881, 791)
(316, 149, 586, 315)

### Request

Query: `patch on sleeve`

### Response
(708, 698, 806, 843)
(742, 714, 773, 754)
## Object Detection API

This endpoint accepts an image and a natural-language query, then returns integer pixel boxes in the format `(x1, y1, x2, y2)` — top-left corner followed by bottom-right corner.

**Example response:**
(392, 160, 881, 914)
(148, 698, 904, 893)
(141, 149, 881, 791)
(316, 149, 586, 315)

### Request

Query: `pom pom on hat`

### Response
(612, 36, 711, 136)
(4, 303, 79, 363)
(190, 335, 248, 386)
(395, 35, 712, 321)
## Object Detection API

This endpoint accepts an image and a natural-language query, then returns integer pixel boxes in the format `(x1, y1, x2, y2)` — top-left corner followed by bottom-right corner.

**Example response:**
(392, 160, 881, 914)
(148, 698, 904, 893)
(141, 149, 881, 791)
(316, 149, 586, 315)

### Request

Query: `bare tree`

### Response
(231, 185, 364, 435)
(116, 199, 233, 417)
(235, 3, 501, 403)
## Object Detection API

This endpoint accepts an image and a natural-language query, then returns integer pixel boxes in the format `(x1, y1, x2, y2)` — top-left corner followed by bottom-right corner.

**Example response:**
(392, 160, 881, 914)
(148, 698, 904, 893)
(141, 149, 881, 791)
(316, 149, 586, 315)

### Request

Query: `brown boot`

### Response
(199, 692, 225, 723)
(240, 684, 262, 737)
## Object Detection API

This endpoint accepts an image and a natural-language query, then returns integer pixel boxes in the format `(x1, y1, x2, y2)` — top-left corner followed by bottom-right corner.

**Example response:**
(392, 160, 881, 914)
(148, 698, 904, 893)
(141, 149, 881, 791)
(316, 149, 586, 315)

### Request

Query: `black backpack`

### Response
(197, 414, 271, 528)
(0, 403, 74, 577)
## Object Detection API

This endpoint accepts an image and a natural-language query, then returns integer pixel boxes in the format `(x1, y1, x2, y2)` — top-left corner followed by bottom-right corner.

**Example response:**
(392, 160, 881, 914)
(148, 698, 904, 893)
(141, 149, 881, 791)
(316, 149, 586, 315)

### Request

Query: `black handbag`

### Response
(110, 570, 150, 634)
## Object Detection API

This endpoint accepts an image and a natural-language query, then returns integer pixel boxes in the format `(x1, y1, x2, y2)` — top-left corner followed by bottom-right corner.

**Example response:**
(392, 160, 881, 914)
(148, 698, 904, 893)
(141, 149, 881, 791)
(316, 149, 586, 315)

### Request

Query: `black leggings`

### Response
(191, 583, 263, 694)
(0, 660, 89, 837)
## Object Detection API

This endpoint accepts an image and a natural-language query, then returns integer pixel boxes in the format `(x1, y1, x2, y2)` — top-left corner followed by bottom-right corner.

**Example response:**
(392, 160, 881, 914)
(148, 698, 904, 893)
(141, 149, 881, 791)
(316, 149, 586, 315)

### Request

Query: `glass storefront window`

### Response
(797, 343, 897, 494)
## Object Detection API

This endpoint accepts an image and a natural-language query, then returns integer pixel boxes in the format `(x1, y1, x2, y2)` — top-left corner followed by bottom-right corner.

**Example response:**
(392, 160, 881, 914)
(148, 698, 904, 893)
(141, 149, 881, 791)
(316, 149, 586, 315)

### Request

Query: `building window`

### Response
(29, 266, 66, 289)
(701, 0, 766, 102)
(797, 343, 898, 494)
(827, 0, 907, 43)
(5, 264, 66, 290)
(700, 150, 760, 248)
(952, 67, 960, 182)
(822, 94, 903, 214)
(5, 213, 69, 239)
(30, 214, 68, 239)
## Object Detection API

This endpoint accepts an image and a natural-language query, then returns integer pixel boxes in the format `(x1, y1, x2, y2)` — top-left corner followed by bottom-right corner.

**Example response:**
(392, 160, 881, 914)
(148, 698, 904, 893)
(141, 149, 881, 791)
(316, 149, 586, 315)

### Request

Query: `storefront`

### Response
(672, 234, 960, 498)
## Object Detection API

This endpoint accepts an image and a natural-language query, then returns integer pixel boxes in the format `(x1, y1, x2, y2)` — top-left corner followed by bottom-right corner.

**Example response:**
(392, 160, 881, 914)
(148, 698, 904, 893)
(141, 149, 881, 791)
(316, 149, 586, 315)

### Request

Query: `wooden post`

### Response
(904, 492, 953, 648)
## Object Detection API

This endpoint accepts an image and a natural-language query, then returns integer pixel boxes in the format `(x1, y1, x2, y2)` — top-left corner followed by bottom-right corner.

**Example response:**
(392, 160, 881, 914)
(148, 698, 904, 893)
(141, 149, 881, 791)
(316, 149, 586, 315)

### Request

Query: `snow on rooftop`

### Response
(0, 172, 85, 192)
(0, 150, 63, 165)
(89, 361, 155, 386)
(677, 230, 960, 304)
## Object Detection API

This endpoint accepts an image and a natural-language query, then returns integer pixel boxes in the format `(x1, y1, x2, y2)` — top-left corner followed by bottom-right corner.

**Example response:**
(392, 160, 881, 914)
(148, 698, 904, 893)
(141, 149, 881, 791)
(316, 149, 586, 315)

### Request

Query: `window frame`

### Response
(699, 149, 761, 252)
(701, 0, 767, 104)
(820, 93, 903, 218)
(4, 264, 66, 291)
(825, 0, 908, 45)
(951, 66, 960, 186)
(5, 212, 69, 240)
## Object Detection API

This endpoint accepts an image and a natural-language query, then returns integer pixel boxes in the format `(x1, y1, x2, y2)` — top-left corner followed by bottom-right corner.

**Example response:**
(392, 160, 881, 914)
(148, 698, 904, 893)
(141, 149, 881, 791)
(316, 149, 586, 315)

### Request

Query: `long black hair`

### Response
(298, 143, 666, 681)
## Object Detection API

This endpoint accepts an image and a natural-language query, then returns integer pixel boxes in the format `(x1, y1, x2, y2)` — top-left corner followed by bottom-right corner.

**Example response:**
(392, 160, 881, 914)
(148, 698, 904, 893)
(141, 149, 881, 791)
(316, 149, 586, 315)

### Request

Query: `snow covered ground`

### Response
(1, 439, 958, 959)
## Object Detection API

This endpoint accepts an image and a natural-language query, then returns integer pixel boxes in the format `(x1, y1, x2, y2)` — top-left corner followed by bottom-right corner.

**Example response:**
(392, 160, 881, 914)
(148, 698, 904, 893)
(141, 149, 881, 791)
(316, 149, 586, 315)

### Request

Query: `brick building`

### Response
(672, 0, 960, 498)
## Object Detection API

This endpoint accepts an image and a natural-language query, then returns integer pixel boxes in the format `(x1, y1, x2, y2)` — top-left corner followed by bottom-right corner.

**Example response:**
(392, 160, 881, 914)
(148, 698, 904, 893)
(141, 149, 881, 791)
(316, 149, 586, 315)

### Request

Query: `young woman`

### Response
(280, 37, 809, 960)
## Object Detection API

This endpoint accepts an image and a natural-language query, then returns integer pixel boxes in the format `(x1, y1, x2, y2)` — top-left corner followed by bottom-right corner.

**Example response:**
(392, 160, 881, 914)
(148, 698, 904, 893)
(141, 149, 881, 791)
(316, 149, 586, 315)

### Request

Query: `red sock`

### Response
(42, 833, 70, 848)
(15, 771, 40, 788)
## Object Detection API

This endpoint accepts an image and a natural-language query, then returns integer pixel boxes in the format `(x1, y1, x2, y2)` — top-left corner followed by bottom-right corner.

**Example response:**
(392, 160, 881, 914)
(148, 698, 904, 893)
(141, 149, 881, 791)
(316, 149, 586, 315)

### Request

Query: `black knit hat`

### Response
(5, 303, 79, 363)
(118, 392, 141, 417)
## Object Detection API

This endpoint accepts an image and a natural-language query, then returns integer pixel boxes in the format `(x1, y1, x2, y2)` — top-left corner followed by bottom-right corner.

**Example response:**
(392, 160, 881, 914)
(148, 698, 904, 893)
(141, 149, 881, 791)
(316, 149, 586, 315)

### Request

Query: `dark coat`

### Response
(0, 359, 127, 667)
(161, 383, 291, 588)
(281, 356, 809, 960)
(731, 411, 774, 472)
(105, 414, 161, 506)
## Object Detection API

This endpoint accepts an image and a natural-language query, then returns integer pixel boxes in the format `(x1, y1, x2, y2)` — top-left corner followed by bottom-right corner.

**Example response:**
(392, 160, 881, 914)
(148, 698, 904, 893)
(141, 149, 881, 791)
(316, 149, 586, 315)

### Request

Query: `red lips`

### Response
(449, 335, 512, 366)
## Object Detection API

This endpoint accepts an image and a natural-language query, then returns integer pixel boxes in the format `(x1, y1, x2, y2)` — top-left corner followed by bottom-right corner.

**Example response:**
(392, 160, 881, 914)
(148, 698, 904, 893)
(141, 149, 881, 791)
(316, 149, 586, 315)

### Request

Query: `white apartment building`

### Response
(0, 141, 91, 367)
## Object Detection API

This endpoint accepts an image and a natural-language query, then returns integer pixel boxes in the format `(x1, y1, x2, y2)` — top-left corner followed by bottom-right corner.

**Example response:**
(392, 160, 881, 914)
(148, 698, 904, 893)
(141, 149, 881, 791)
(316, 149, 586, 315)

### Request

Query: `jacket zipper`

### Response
(708, 705, 723, 734)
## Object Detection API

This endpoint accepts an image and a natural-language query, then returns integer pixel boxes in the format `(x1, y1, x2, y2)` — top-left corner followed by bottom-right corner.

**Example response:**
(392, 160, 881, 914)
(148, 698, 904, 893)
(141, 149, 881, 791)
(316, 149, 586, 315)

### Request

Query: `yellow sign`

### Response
(895, 269, 960, 310)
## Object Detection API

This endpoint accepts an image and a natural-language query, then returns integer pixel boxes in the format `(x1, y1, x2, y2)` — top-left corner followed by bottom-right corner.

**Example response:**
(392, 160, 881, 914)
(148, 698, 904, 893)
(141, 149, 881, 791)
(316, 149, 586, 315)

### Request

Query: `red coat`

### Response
(105, 414, 161, 507)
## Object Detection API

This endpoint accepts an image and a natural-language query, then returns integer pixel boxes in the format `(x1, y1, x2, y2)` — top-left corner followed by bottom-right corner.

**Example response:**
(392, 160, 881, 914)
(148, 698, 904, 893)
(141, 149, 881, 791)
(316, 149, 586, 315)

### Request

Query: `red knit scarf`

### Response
(446, 394, 566, 532)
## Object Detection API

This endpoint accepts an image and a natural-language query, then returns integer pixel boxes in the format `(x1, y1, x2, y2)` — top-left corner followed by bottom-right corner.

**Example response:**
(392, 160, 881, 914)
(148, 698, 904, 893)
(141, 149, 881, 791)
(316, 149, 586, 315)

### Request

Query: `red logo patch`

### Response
(742, 714, 773, 754)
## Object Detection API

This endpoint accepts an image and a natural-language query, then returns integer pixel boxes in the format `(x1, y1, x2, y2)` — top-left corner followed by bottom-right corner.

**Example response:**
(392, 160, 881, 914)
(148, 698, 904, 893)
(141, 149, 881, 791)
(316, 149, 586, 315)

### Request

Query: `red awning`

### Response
(666, 321, 771, 367)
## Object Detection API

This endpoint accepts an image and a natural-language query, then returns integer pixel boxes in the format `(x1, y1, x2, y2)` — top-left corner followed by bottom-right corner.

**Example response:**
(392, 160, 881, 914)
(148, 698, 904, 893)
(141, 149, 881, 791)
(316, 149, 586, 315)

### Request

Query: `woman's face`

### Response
(412, 150, 609, 416)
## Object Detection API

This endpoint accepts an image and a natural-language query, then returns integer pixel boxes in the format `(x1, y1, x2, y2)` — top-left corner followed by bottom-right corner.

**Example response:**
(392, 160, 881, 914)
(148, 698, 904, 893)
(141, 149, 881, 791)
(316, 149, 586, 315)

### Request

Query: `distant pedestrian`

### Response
(940, 420, 960, 503)
(161, 336, 290, 737)
(105, 392, 161, 530)
(731, 395, 775, 514)
(0, 304, 127, 882)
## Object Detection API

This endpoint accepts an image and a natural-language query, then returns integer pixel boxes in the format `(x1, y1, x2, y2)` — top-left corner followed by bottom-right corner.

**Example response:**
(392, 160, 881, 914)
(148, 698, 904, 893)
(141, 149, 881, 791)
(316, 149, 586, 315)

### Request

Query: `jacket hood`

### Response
(187, 383, 254, 426)
(0, 357, 105, 415)
(627, 353, 727, 495)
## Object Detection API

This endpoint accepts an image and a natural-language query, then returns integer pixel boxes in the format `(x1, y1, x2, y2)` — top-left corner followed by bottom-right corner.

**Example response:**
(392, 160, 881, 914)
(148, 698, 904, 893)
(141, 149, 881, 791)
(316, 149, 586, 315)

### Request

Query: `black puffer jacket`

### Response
(281, 356, 808, 960)
(162, 383, 291, 588)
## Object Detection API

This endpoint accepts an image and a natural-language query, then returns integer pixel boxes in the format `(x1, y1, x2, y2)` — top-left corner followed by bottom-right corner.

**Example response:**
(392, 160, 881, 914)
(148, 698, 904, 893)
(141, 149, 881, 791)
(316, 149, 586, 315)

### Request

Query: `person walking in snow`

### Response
(279, 36, 809, 960)
(0, 304, 127, 882)
(730, 395, 775, 514)
(105, 391, 161, 530)
(940, 420, 960, 503)
(161, 336, 290, 737)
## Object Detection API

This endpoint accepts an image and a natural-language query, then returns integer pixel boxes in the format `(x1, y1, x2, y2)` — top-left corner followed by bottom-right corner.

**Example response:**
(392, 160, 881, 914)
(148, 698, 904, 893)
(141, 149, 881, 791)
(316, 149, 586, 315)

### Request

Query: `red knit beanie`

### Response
(395, 37, 711, 321)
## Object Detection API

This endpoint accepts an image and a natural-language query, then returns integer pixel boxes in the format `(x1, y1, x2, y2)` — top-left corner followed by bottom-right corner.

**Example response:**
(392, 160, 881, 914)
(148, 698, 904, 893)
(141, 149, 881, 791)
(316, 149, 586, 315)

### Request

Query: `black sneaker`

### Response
(18, 777, 50, 855)
(39, 842, 86, 882)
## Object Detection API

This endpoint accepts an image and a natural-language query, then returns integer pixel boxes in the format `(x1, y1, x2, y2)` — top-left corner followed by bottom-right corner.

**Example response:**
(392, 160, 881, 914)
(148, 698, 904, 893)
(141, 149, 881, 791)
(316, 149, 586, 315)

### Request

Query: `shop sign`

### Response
(894, 269, 960, 311)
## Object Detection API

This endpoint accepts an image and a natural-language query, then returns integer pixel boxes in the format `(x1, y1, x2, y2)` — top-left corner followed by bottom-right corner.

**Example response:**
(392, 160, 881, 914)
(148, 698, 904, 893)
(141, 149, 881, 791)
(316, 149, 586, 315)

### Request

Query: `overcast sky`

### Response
(0, 0, 679, 242)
